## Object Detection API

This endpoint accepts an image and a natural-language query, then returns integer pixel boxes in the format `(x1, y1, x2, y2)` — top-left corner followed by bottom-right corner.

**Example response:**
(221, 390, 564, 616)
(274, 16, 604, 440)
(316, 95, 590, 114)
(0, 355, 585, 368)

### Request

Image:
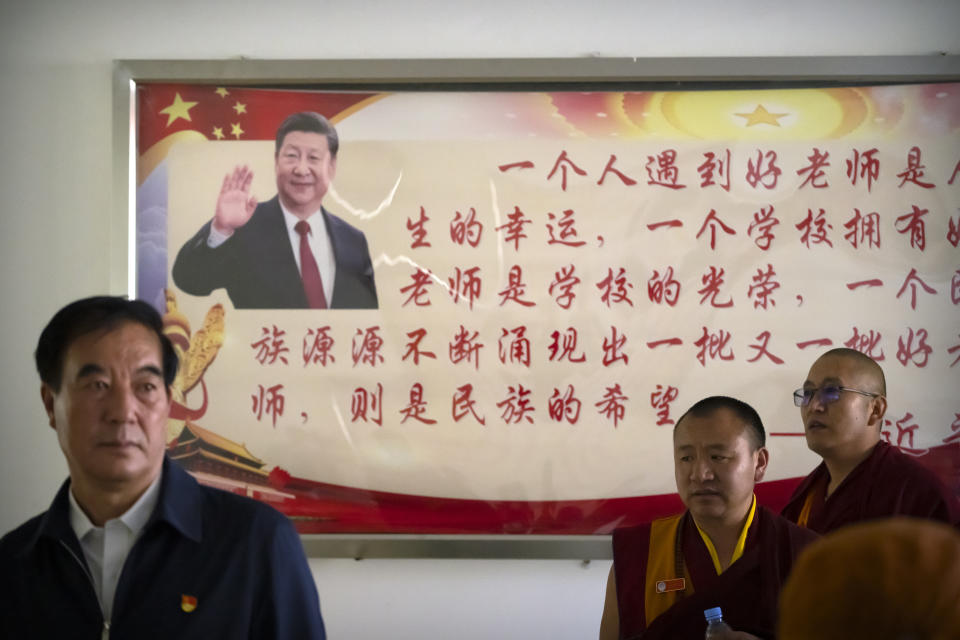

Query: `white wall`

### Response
(1, 2, 957, 638)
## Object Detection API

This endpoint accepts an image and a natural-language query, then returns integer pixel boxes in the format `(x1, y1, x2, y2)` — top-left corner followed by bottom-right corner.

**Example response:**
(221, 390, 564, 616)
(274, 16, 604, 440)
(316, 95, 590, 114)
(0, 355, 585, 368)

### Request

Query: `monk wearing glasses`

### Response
(781, 348, 959, 534)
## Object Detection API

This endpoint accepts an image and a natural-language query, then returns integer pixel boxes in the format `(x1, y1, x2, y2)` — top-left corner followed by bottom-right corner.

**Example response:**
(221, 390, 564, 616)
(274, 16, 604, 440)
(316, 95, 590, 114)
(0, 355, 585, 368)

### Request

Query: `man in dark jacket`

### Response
(172, 111, 377, 310)
(0, 296, 326, 638)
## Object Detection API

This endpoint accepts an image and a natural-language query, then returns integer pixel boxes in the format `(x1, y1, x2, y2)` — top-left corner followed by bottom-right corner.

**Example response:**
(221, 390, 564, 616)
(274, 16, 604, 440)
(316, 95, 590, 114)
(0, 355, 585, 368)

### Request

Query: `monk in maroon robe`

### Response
(599, 397, 817, 640)
(782, 348, 959, 534)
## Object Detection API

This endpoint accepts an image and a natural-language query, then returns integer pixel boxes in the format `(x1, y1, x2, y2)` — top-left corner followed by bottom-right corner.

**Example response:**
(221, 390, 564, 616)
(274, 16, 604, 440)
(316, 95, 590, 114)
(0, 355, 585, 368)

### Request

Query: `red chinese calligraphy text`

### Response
(498, 265, 536, 307)
(549, 264, 580, 309)
(745, 150, 781, 189)
(351, 384, 383, 427)
(548, 327, 586, 363)
(252, 383, 285, 427)
(797, 148, 831, 189)
(499, 326, 531, 367)
(450, 207, 483, 247)
(596, 268, 634, 307)
(402, 328, 437, 365)
(844, 328, 885, 361)
(650, 384, 679, 426)
(352, 326, 384, 367)
(448, 266, 482, 309)
(698, 266, 734, 308)
(302, 326, 335, 367)
(497, 384, 535, 424)
(400, 383, 437, 424)
(846, 148, 879, 191)
(602, 326, 629, 367)
(646, 149, 686, 189)
(696, 209, 737, 251)
(548, 385, 582, 424)
(694, 327, 734, 366)
(449, 325, 484, 370)
(698, 149, 731, 191)
(452, 383, 486, 425)
(748, 206, 779, 251)
(407, 207, 431, 249)
(796, 208, 834, 248)
(596, 384, 628, 427)
(647, 267, 681, 306)
(843, 209, 881, 249)
(400, 268, 434, 307)
(896, 328, 932, 368)
(546, 209, 587, 247)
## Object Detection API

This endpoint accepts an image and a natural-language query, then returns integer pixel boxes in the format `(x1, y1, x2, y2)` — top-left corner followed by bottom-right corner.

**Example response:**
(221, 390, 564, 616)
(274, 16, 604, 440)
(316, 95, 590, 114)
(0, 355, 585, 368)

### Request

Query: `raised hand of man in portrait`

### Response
(212, 164, 258, 236)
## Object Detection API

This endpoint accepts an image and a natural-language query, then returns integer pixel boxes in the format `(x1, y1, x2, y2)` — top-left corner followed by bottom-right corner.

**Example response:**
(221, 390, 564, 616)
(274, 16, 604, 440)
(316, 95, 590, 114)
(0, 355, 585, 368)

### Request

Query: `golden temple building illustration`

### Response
(168, 422, 292, 502)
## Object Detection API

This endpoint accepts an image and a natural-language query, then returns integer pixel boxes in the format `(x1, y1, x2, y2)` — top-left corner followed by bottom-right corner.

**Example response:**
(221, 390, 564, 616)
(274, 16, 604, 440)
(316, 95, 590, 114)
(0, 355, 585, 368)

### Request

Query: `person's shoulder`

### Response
(787, 463, 826, 499)
(0, 517, 44, 602)
(612, 514, 680, 545)
(162, 459, 292, 537)
(877, 441, 931, 470)
(197, 484, 292, 533)
(245, 196, 284, 226)
(0, 512, 46, 559)
(611, 518, 662, 569)
(322, 207, 366, 238)
(758, 504, 799, 523)
(198, 482, 287, 519)
(874, 443, 949, 490)
(759, 505, 820, 547)
(612, 521, 652, 538)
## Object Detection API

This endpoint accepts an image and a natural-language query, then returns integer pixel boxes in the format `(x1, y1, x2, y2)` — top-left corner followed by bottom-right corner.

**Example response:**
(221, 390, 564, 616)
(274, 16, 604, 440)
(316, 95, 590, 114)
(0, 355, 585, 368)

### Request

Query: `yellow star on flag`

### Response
(212, 126, 225, 140)
(233, 102, 247, 115)
(735, 104, 789, 127)
(159, 93, 198, 127)
(214, 88, 229, 98)
(231, 122, 244, 139)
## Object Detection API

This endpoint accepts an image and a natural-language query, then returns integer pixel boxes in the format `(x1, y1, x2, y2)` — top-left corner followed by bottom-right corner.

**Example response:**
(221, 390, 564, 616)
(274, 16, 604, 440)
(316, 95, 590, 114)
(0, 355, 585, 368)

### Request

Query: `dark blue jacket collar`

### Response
(32, 477, 82, 557)
(33, 456, 203, 551)
(150, 455, 203, 542)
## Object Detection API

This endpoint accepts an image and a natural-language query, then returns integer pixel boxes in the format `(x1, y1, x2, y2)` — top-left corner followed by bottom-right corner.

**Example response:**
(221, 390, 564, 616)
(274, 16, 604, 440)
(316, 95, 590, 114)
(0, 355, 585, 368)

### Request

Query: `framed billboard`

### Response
(115, 57, 960, 556)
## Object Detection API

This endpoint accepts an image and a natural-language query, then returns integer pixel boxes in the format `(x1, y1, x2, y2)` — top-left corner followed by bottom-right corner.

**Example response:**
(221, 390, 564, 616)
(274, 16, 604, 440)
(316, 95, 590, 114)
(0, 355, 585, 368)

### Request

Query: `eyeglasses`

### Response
(793, 385, 881, 407)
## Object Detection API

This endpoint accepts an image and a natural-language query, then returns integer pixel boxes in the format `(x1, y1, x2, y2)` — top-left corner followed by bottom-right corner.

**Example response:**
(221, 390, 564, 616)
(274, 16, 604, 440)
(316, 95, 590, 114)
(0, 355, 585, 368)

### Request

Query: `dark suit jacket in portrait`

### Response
(172, 196, 378, 309)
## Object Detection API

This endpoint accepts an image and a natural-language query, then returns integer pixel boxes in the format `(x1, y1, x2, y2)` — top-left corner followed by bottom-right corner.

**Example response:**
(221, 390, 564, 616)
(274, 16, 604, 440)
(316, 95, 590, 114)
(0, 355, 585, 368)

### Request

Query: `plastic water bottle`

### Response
(703, 607, 734, 639)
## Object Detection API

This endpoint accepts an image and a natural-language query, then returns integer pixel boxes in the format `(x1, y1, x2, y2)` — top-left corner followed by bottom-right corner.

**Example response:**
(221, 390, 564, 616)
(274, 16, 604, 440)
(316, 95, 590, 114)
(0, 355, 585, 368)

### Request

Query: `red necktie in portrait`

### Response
(295, 220, 328, 309)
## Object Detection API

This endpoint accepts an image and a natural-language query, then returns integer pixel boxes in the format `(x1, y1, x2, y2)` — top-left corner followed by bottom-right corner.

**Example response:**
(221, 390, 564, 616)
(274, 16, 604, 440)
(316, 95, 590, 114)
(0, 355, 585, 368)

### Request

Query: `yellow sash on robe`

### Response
(644, 496, 757, 626)
(797, 489, 816, 528)
(644, 514, 692, 626)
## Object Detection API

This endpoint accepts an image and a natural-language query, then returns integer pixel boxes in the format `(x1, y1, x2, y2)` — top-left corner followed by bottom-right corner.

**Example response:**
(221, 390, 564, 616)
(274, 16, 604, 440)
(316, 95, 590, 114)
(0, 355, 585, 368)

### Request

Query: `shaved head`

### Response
(801, 348, 889, 463)
(816, 348, 886, 396)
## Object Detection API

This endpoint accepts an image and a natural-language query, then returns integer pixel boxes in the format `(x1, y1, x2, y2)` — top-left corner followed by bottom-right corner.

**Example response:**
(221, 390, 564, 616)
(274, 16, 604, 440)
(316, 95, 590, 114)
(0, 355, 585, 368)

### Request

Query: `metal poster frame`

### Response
(114, 56, 960, 558)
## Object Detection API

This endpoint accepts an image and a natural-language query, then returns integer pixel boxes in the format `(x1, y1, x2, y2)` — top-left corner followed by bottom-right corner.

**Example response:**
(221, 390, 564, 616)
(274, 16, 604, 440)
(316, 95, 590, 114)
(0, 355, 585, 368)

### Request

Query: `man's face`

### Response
(674, 407, 767, 527)
(801, 354, 884, 460)
(41, 322, 170, 494)
(274, 130, 337, 217)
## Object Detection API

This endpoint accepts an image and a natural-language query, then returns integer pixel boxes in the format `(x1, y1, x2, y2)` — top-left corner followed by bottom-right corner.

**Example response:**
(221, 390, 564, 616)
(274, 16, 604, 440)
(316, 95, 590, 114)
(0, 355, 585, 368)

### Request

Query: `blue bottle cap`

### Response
(704, 607, 723, 621)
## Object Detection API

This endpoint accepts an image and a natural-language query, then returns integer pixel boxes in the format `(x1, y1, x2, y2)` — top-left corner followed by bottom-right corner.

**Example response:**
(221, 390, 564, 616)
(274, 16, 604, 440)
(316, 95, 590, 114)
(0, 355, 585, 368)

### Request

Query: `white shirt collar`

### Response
(279, 201, 324, 235)
(68, 469, 164, 539)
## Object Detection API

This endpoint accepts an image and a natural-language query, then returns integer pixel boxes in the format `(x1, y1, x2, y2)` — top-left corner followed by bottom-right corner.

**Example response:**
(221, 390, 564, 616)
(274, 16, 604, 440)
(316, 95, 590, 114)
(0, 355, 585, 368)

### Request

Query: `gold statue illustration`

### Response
(162, 288, 225, 442)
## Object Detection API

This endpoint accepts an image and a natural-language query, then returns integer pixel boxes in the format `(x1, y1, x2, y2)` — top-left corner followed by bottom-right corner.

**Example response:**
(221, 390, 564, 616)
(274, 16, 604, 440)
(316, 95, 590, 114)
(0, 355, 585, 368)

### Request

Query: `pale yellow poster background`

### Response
(166, 133, 959, 502)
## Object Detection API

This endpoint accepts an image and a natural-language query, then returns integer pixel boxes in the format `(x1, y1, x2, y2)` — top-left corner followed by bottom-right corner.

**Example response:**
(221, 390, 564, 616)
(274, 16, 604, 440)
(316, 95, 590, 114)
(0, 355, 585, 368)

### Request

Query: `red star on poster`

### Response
(137, 84, 379, 155)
